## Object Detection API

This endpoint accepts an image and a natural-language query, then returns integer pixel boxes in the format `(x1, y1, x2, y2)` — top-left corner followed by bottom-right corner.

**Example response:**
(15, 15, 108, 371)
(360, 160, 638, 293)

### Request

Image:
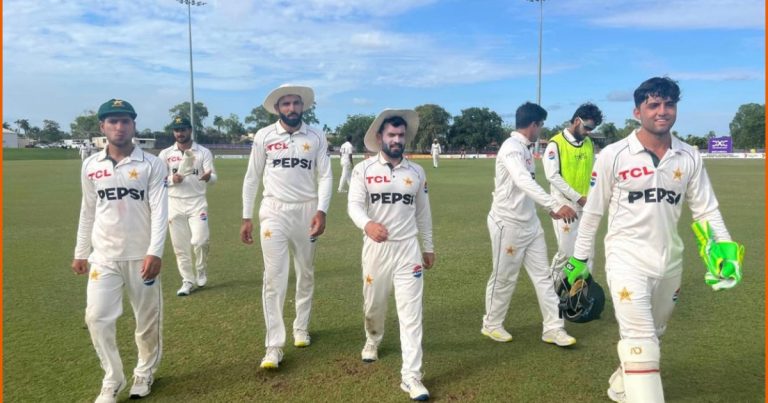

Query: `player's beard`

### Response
(279, 111, 303, 128)
(175, 132, 192, 145)
(382, 141, 404, 159)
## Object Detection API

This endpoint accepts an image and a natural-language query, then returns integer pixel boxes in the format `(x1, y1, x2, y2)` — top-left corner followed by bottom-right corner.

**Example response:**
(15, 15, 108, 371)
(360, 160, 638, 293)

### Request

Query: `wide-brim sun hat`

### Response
(364, 109, 419, 152)
(263, 84, 315, 115)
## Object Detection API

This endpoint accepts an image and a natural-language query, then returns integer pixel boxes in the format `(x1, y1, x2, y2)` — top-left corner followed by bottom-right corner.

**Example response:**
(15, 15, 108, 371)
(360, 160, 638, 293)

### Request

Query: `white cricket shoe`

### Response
(196, 269, 208, 287)
(294, 330, 311, 347)
(607, 367, 626, 402)
(361, 341, 378, 362)
(94, 381, 124, 403)
(541, 328, 576, 347)
(481, 326, 513, 342)
(129, 374, 153, 399)
(260, 347, 284, 369)
(176, 281, 194, 296)
(400, 377, 430, 401)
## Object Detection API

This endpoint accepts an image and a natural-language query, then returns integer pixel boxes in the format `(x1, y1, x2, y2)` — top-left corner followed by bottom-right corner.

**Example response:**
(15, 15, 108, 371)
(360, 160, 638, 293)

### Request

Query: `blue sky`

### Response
(3, 0, 765, 137)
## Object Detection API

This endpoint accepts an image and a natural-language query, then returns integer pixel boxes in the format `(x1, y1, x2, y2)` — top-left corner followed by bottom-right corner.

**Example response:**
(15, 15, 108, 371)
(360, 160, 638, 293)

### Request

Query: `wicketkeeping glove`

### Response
(691, 220, 744, 291)
(563, 257, 589, 286)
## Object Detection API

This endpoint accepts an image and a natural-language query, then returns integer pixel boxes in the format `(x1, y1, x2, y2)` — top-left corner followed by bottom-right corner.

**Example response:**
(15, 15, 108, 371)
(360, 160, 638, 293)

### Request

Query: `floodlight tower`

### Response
(176, 0, 206, 140)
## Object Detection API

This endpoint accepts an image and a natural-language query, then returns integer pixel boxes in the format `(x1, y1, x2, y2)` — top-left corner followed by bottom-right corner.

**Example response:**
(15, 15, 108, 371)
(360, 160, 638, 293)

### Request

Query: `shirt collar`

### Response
(275, 121, 307, 136)
(510, 131, 532, 147)
(627, 129, 684, 155)
(376, 152, 410, 169)
(172, 142, 198, 152)
(562, 128, 583, 145)
(97, 144, 145, 162)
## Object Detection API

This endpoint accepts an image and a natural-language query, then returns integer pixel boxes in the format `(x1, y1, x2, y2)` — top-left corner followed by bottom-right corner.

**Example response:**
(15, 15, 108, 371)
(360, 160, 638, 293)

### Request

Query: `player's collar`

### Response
(173, 141, 197, 151)
(628, 129, 684, 155)
(562, 128, 584, 145)
(376, 152, 410, 168)
(275, 121, 306, 136)
(510, 131, 532, 146)
(97, 145, 145, 163)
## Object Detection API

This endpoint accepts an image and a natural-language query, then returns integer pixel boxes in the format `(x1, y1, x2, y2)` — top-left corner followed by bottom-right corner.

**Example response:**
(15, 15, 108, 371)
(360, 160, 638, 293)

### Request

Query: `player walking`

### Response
(72, 99, 168, 402)
(241, 84, 333, 369)
(481, 102, 578, 347)
(348, 109, 434, 401)
(563, 77, 744, 402)
(430, 139, 441, 168)
(543, 103, 603, 276)
(338, 135, 354, 192)
(158, 116, 217, 296)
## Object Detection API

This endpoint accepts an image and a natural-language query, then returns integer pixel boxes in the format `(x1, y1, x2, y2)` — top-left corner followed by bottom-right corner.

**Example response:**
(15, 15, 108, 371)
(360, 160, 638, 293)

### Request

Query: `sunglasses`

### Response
(578, 117, 597, 132)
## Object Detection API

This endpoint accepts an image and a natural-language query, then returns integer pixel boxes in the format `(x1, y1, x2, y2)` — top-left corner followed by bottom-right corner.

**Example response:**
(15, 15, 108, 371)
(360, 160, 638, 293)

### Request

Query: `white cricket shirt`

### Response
(431, 143, 442, 156)
(340, 141, 354, 166)
(573, 130, 731, 278)
(490, 132, 562, 230)
(348, 154, 434, 252)
(74, 146, 168, 261)
(158, 142, 217, 199)
(242, 121, 333, 218)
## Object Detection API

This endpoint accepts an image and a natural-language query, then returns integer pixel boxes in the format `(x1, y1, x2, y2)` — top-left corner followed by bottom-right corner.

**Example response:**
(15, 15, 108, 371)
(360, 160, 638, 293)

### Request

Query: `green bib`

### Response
(550, 132, 594, 197)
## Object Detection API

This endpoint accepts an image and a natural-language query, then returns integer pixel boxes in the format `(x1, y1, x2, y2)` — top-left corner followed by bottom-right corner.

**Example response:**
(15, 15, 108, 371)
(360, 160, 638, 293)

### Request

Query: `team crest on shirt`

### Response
(128, 169, 139, 180)
(590, 171, 597, 187)
(302, 142, 311, 152)
(547, 150, 555, 160)
(200, 212, 208, 221)
(412, 265, 423, 278)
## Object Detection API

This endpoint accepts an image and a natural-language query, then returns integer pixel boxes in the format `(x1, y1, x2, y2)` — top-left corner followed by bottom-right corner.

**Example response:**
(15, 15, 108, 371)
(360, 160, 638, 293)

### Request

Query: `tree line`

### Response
(5, 102, 764, 151)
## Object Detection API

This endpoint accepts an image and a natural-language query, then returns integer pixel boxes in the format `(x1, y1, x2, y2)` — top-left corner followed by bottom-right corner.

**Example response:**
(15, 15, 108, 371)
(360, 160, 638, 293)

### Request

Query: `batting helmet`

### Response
(556, 275, 605, 323)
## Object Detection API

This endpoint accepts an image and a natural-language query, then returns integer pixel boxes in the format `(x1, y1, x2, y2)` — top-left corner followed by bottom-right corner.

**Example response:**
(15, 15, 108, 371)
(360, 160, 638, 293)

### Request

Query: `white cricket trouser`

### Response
(338, 163, 352, 192)
(607, 267, 681, 344)
(549, 212, 594, 274)
(432, 154, 439, 168)
(362, 236, 425, 381)
(169, 196, 210, 284)
(259, 198, 318, 348)
(85, 260, 163, 387)
(484, 214, 563, 333)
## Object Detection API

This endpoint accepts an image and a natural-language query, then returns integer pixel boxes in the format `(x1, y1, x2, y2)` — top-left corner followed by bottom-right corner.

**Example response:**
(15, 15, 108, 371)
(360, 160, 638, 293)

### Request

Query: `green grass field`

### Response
(3, 156, 765, 402)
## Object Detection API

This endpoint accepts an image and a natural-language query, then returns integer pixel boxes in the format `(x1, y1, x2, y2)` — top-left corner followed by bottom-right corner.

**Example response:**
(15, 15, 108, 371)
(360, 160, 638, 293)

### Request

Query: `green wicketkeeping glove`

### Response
(563, 257, 588, 286)
(691, 220, 744, 291)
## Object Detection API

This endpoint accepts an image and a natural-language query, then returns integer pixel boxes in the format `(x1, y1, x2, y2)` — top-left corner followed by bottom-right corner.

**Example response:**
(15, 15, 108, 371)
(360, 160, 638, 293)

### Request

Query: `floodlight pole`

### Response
(177, 0, 206, 141)
(529, 0, 545, 153)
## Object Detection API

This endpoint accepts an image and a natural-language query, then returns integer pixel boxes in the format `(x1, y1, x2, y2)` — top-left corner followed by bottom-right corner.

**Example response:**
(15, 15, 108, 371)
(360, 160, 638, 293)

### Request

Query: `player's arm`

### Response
(686, 150, 743, 290)
(347, 163, 387, 242)
(241, 135, 267, 244)
(414, 169, 435, 268)
(542, 142, 583, 204)
(315, 132, 334, 214)
(501, 146, 575, 221)
(143, 158, 169, 281)
(157, 149, 176, 187)
(200, 148, 217, 184)
(72, 160, 97, 274)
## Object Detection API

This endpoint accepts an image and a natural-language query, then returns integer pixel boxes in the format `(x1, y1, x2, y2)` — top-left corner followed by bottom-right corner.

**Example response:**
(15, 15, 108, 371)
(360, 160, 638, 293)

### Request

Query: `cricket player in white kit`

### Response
(564, 77, 744, 402)
(481, 102, 579, 347)
(430, 139, 441, 168)
(543, 103, 603, 276)
(158, 116, 217, 297)
(348, 109, 434, 401)
(241, 84, 333, 369)
(72, 99, 168, 403)
(338, 135, 354, 192)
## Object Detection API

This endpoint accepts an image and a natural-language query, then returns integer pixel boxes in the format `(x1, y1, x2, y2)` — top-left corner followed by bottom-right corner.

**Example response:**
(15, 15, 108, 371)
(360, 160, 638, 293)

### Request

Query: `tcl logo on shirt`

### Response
(87, 169, 113, 180)
(628, 188, 681, 205)
(266, 142, 289, 151)
(167, 156, 183, 163)
(366, 176, 391, 184)
(618, 166, 654, 181)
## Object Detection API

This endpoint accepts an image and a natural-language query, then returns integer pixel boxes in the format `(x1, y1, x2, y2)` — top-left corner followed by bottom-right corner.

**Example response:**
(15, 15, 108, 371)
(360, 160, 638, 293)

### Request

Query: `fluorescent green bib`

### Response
(550, 132, 594, 196)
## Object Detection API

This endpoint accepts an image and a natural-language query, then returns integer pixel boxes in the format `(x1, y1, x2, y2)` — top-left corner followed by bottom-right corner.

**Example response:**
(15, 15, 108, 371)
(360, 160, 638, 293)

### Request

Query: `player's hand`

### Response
(309, 211, 327, 237)
(364, 222, 388, 242)
(548, 210, 562, 220)
(577, 196, 587, 207)
(555, 205, 577, 223)
(199, 171, 212, 182)
(422, 252, 436, 269)
(240, 219, 254, 244)
(71, 259, 89, 275)
(141, 255, 162, 281)
(172, 173, 184, 184)
(563, 256, 588, 285)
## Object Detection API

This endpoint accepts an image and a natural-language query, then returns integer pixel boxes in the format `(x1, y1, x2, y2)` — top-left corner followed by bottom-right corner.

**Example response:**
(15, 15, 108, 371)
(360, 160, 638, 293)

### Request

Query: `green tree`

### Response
(730, 103, 765, 149)
(213, 115, 224, 136)
(70, 111, 100, 140)
(683, 134, 707, 150)
(619, 119, 640, 138)
(595, 122, 620, 147)
(244, 106, 278, 132)
(448, 107, 505, 151)
(302, 106, 320, 126)
(168, 101, 209, 134)
(223, 113, 246, 140)
(414, 104, 451, 153)
(3, 122, 11, 130)
(335, 114, 375, 152)
(40, 119, 64, 143)
(14, 119, 30, 137)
